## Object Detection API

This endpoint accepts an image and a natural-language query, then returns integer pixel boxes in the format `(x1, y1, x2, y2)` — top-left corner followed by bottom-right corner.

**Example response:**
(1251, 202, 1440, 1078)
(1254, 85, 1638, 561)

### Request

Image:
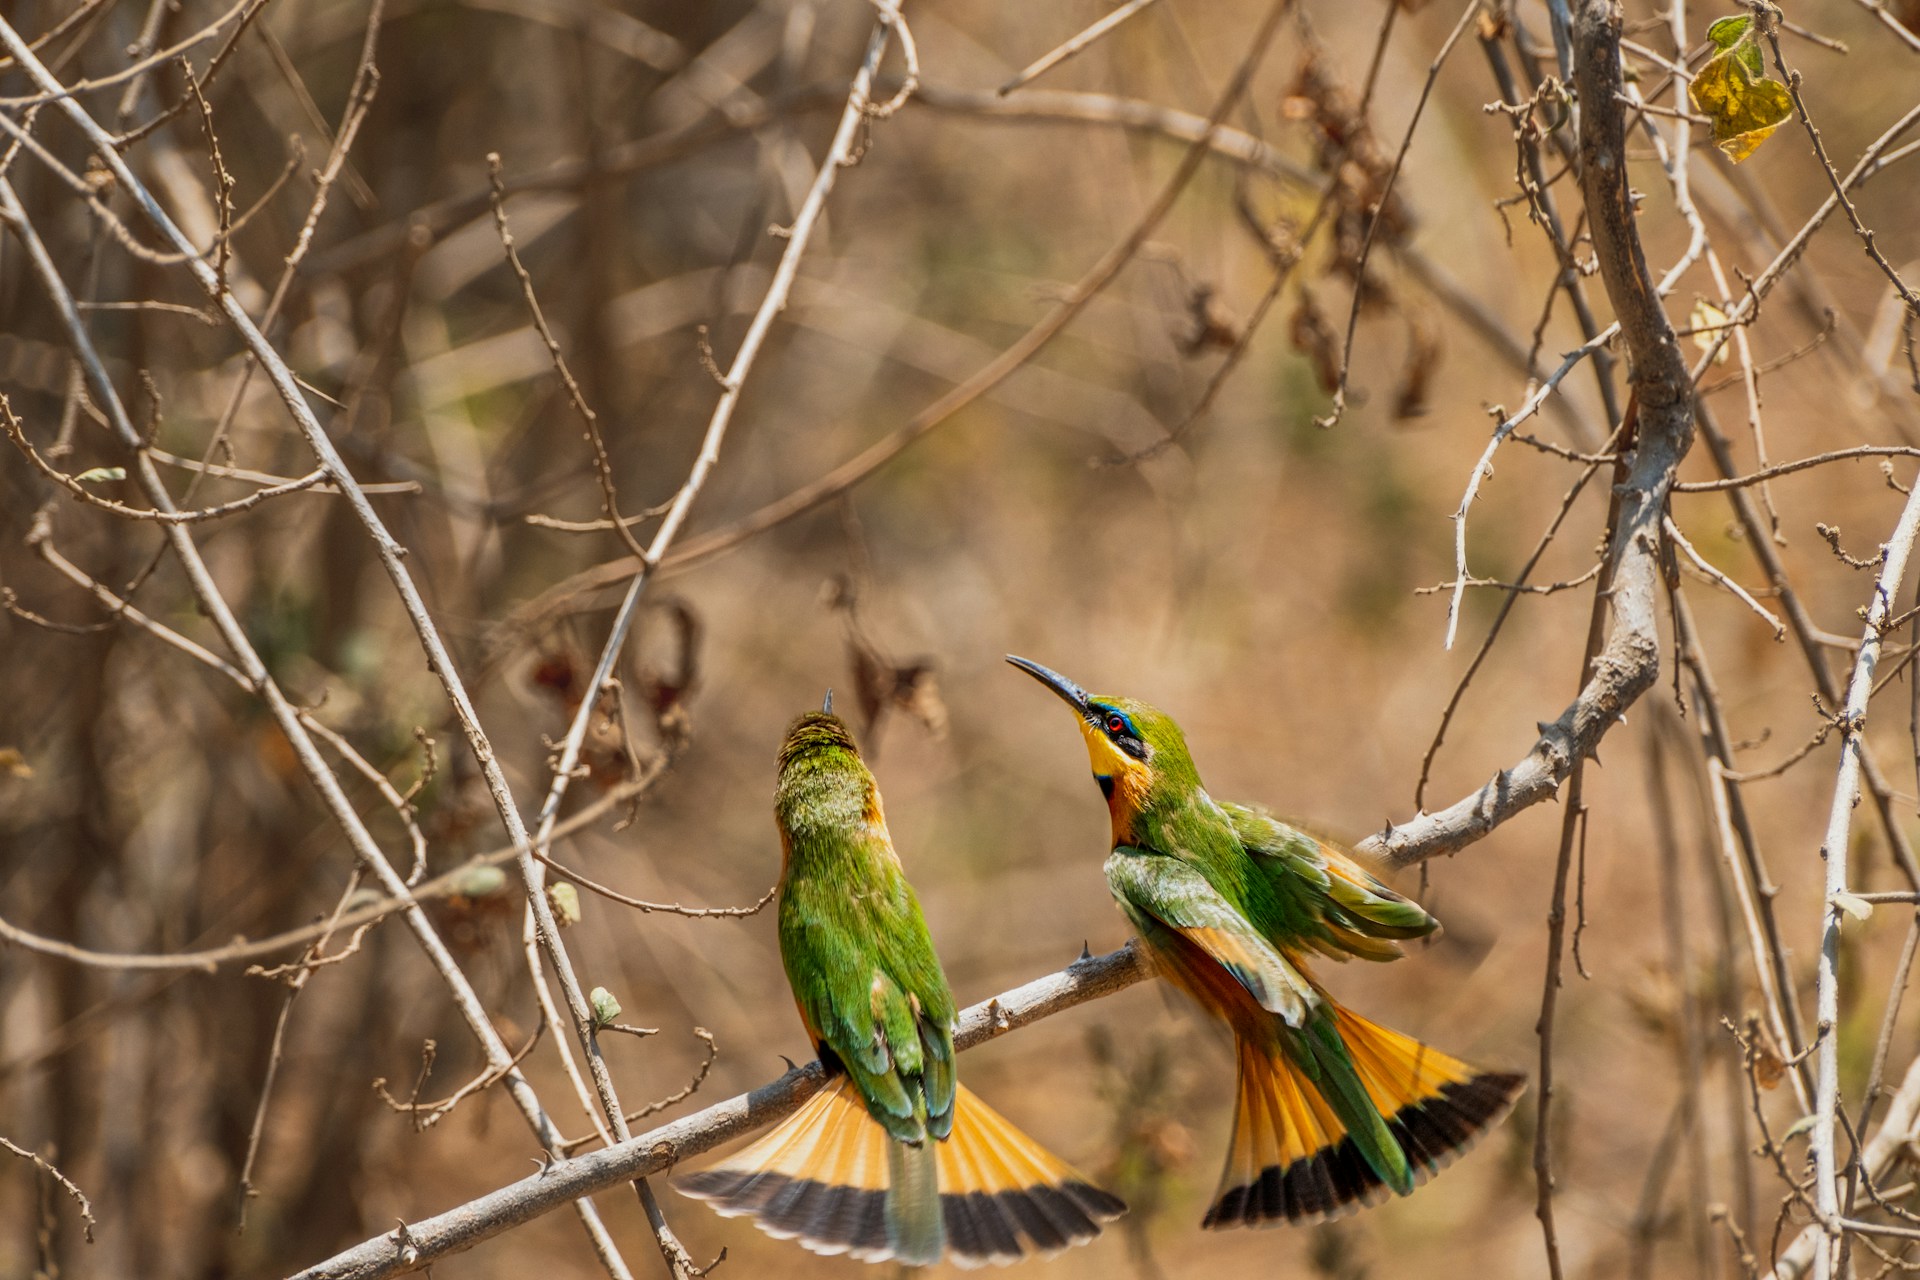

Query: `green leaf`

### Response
(589, 986, 621, 1027)
(1706, 14, 1751, 47)
(1781, 1114, 1819, 1142)
(73, 466, 125, 484)
(1688, 42, 1793, 163)
(449, 864, 509, 897)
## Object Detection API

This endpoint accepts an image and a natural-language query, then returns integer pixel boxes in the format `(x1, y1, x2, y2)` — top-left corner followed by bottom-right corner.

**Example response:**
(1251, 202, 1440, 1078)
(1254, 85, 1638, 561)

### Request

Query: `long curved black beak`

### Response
(1006, 655, 1093, 721)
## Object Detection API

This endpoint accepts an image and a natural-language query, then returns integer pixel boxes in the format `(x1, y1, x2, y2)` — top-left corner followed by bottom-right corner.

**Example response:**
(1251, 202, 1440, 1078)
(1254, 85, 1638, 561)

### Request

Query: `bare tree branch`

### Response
(1811, 475, 1920, 1277)
(1359, 0, 1695, 870)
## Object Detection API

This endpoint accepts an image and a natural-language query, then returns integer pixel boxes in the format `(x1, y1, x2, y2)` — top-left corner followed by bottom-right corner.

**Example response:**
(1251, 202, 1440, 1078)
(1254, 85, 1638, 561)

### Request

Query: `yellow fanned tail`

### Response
(1335, 1001, 1525, 1182)
(1204, 1002, 1526, 1229)
(932, 1084, 1127, 1268)
(676, 1077, 899, 1262)
(677, 1078, 1127, 1267)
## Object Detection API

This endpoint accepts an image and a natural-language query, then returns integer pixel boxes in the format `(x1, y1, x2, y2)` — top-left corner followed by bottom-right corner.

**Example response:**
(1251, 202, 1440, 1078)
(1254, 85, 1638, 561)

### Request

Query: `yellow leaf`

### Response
(1688, 49, 1793, 163)
(0, 747, 30, 778)
(547, 881, 582, 928)
(1690, 299, 1733, 364)
(1833, 891, 1875, 922)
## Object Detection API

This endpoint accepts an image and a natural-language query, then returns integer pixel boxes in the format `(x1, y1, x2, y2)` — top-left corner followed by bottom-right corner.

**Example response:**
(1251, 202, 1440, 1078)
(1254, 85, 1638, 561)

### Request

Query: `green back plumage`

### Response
(682, 700, 1128, 1265)
(774, 712, 958, 1146)
(1094, 699, 1436, 959)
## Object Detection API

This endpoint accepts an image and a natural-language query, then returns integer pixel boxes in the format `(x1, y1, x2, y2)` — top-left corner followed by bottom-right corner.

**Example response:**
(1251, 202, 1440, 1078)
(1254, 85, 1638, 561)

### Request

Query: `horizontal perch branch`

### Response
(289, 943, 1151, 1280)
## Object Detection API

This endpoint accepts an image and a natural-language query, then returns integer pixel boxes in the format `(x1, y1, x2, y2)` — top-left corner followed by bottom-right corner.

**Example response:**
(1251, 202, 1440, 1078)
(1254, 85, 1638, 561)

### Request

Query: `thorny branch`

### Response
(1361, 0, 1696, 869)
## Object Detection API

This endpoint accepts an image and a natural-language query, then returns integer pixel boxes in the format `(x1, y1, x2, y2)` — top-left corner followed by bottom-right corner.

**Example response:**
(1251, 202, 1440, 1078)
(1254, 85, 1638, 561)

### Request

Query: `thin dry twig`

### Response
(487, 22, 1305, 647)
(1761, 14, 1919, 320)
(563, 1028, 723, 1154)
(1535, 507, 1623, 1280)
(0, 162, 636, 1275)
(374, 1012, 549, 1132)
(237, 873, 367, 1229)
(1100, 0, 1409, 469)
(1361, 0, 1699, 868)
(487, 152, 650, 563)
(1316, 0, 1481, 429)
(0, 769, 665, 975)
(1444, 330, 1617, 650)
(1414, 446, 1615, 811)
(504, 20, 921, 1273)
(997, 0, 1164, 97)
(0, 1137, 95, 1243)
(532, 851, 776, 920)
(1676, 447, 1920, 492)
(1772, 1055, 1920, 1279)
(1665, 515, 1787, 639)
(0, 0, 259, 107)
(5, 399, 329, 522)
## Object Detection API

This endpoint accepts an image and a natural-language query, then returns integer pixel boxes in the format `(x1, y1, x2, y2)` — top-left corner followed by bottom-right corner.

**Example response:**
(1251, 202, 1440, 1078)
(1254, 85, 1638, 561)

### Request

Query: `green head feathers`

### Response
(778, 708, 860, 770)
(775, 709, 891, 866)
(1005, 656, 1204, 838)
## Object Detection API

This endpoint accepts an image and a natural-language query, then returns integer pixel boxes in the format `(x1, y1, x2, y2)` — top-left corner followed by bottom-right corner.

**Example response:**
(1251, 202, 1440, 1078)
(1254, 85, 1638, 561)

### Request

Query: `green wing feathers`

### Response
(778, 869, 957, 1144)
(1107, 801, 1518, 1231)
(1107, 848, 1316, 1025)
(686, 709, 1124, 1265)
(1226, 804, 1438, 961)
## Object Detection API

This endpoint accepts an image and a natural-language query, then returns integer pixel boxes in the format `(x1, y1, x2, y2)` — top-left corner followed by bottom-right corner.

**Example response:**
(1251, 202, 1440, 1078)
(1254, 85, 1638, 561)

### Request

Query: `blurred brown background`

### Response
(4, 0, 1920, 1276)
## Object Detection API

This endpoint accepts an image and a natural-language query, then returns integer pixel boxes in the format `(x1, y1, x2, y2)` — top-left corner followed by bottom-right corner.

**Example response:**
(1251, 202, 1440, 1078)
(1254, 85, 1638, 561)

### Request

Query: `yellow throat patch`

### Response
(1076, 716, 1151, 841)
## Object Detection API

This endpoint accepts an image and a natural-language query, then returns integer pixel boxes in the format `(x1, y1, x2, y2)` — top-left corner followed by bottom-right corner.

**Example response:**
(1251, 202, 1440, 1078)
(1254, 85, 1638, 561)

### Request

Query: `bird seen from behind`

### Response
(677, 696, 1126, 1266)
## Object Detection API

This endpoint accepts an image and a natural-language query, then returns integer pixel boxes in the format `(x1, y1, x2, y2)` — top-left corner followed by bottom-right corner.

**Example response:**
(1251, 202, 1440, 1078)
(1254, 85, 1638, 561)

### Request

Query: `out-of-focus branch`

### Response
(1359, 0, 1693, 869)
(0, 163, 638, 1280)
(0, 1136, 94, 1243)
(301, 80, 1321, 277)
(1, 12, 696, 1269)
(288, 944, 1151, 1280)
(997, 0, 1164, 97)
(492, 0, 1298, 648)
(0, 0, 258, 108)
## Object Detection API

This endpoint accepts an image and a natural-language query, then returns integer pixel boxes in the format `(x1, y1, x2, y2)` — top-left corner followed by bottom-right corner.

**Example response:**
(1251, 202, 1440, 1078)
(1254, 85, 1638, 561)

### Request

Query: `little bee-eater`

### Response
(1008, 658, 1524, 1228)
(677, 699, 1126, 1266)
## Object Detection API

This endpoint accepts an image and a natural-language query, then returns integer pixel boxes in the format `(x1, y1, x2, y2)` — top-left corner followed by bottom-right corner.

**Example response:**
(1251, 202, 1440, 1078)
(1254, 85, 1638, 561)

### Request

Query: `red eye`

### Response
(1106, 714, 1126, 735)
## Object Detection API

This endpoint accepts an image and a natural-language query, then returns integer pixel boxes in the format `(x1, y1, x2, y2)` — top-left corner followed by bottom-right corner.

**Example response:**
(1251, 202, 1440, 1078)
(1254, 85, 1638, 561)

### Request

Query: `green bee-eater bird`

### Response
(1008, 657, 1525, 1228)
(677, 698, 1126, 1266)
